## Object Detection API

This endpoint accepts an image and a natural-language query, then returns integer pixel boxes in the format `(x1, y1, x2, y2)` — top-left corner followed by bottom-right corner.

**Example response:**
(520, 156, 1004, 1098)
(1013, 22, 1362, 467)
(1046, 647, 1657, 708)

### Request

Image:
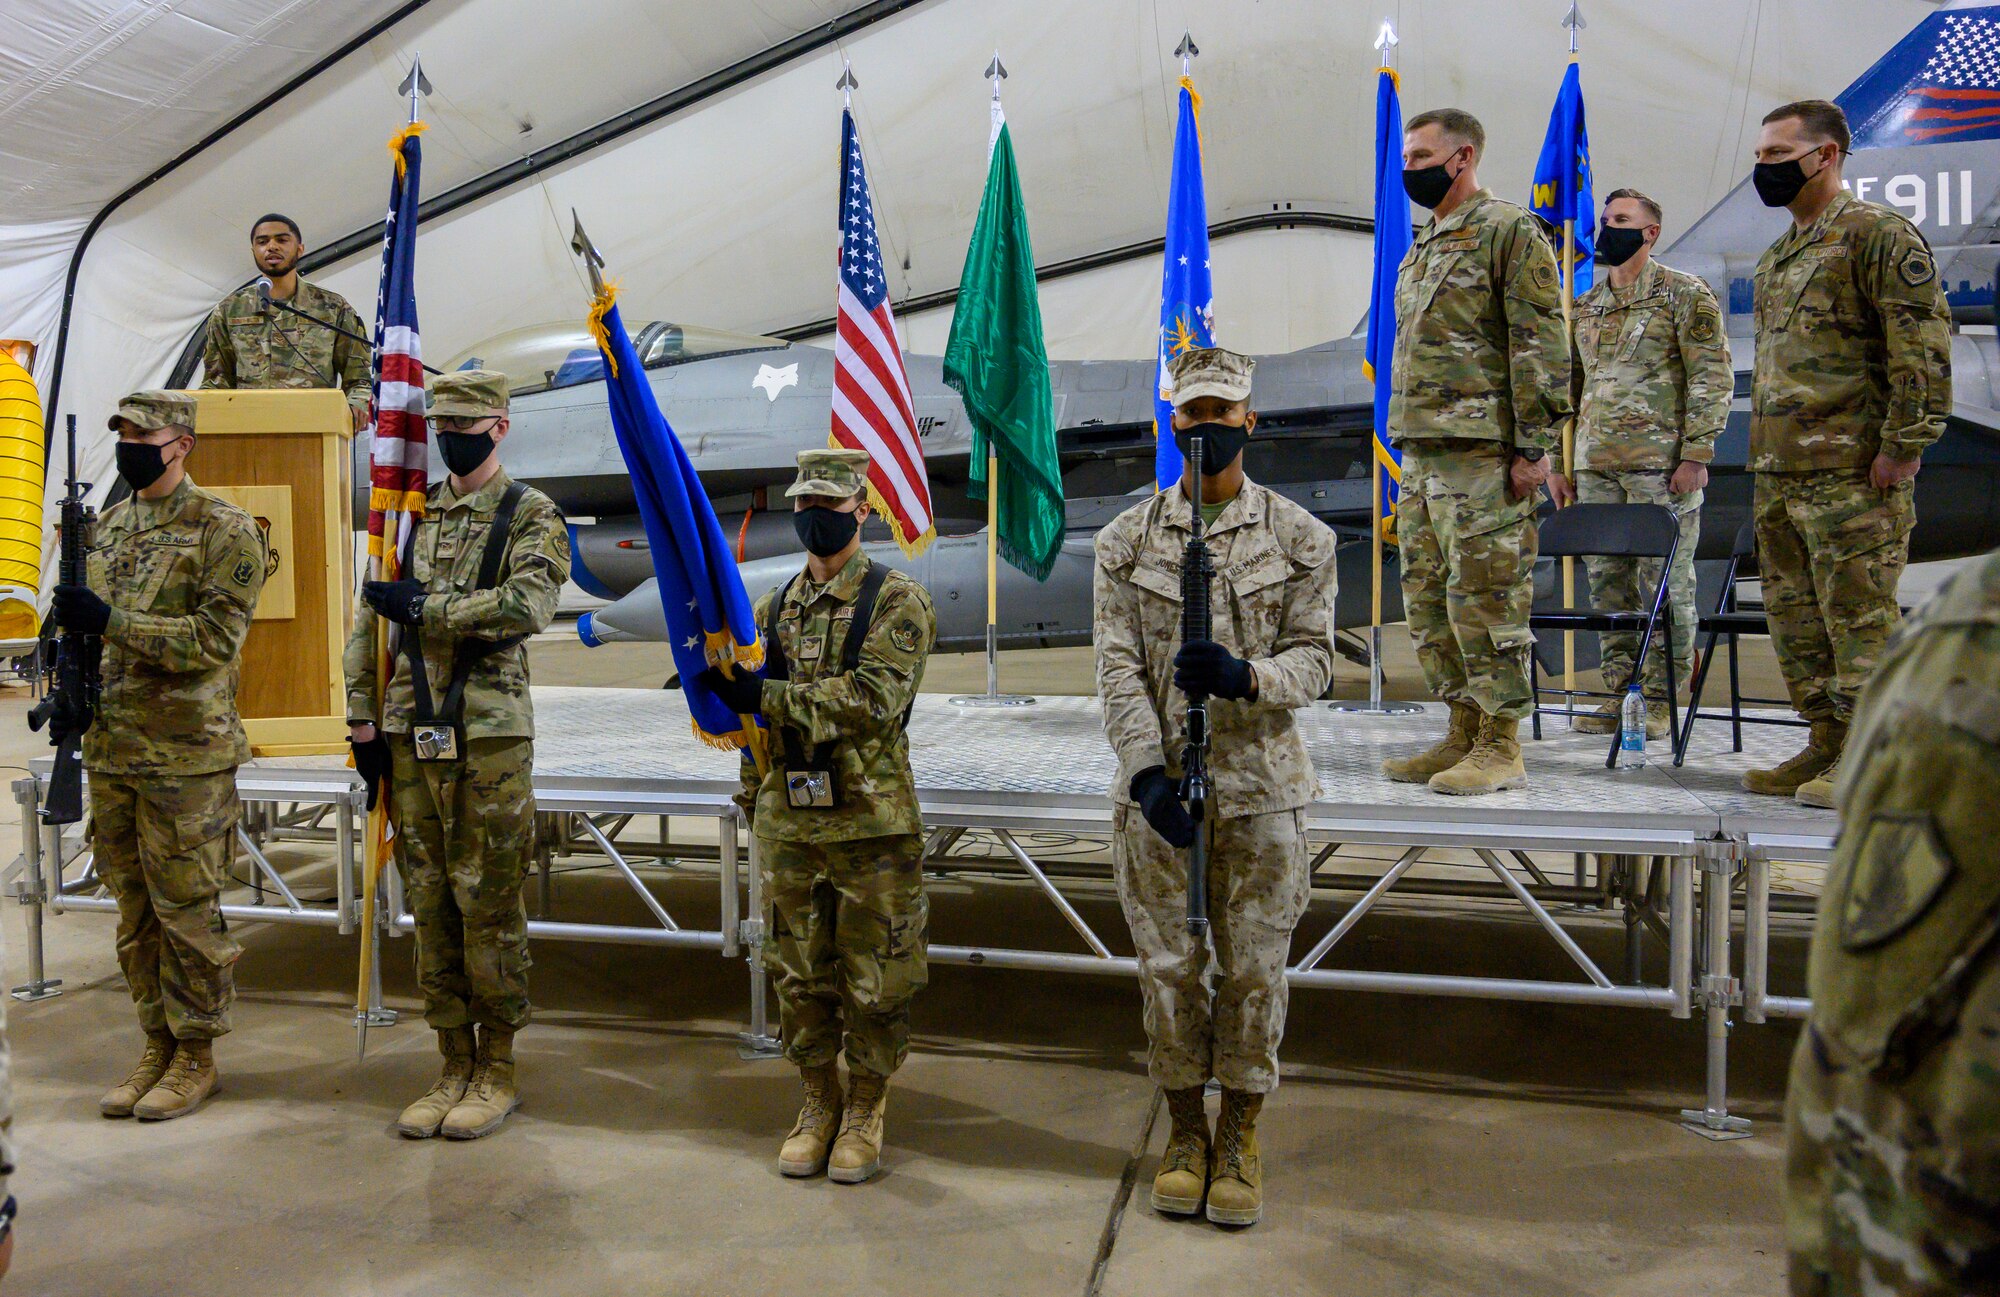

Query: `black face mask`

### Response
(794, 506, 859, 558)
(1175, 421, 1250, 472)
(1402, 159, 1458, 210)
(1595, 226, 1649, 268)
(1753, 153, 1821, 208)
(116, 440, 173, 492)
(437, 429, 497, 476)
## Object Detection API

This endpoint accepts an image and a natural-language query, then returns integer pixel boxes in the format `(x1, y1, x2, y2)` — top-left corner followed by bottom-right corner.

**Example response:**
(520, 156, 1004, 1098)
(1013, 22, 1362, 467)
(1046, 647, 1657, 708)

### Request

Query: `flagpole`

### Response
(1559, 8, 1583, 711)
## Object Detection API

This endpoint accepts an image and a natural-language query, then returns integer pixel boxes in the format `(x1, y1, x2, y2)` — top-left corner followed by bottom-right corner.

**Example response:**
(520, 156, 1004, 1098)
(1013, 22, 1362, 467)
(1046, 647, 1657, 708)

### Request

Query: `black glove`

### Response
(1173, 639, 1255, 701)
(52, 584, 110, 637)
(697, 666, 765, 715)
(46, 696, 92, 748)
(1130, 766, 1196, 849)
(361, 579, 428, 627)
(350, 733, 392, 811)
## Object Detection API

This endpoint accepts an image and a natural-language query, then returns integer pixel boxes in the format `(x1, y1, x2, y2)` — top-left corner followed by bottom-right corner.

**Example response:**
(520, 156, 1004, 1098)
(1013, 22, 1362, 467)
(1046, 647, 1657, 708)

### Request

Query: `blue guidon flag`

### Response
(1153, 74, 1215, 490)
(585, 284, 766, 753)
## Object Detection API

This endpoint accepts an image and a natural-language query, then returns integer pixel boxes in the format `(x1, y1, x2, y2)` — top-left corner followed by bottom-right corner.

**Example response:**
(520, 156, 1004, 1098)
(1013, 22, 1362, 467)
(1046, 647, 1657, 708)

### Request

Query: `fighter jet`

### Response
(415, 1, 2000, 657)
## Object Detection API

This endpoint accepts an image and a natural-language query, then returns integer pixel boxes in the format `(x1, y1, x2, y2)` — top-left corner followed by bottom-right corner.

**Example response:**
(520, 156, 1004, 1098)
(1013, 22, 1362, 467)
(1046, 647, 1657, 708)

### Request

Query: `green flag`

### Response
(944, 119, 1064, 582)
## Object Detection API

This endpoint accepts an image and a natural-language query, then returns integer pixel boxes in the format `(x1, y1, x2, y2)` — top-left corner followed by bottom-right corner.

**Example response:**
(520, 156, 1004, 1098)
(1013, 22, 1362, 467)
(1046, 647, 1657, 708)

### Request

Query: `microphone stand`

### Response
(257, 283, 446, 376)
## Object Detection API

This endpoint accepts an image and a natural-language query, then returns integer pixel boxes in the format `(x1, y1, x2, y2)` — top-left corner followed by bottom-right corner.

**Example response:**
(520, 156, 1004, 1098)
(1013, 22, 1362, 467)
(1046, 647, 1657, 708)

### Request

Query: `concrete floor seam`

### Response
(1085, 1087, 1163, 1297)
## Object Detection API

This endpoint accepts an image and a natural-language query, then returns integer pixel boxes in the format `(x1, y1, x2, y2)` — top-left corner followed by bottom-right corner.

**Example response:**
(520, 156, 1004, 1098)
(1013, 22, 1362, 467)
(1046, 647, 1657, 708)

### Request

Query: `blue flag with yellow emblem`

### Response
(1364, 66, 1411, 527)
(1530, 61, 1595, 296)
(1154, 76, 1214, 489)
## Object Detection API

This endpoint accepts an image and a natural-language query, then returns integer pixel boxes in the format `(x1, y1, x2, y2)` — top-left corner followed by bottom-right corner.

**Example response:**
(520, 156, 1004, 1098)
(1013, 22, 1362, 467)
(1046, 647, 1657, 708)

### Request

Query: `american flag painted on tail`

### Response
(832, 108, 934, 555)
(366, 123, 429, 577)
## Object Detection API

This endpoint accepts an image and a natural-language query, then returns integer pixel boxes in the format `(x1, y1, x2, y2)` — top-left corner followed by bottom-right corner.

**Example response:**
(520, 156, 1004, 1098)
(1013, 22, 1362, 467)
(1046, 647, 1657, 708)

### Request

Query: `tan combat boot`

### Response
(1382, 701, 1480, 783)
(1149, 1086, 1210, 1216)
(1574, 699, 1620, 735)
(441, 1026, 520, 1140)
(1429, 714, 1527, 795)
(100, 1031, 176, 1118)
(1795, 751, 1844, 809)
(1742, 719, 1845, 797)
(778, 1062, 844, 1177)
(133, 1038, 218, 1121)
(396, 1025, 477, 1139)
(1647, 701, 1672, 741)
(828, 1067, 889, 1184)
(1206, 1089, 1265, 1226)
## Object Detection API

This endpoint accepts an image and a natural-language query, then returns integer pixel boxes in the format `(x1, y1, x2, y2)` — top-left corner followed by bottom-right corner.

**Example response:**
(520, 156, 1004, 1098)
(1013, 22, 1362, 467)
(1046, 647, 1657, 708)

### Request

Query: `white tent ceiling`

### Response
(0, 0, 1945, 525)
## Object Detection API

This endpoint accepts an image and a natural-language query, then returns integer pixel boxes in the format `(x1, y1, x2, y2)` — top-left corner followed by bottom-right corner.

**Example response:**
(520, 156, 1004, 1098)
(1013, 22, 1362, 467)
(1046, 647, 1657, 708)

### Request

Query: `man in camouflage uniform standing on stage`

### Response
(1744, 100, 1951, 807)
(1782, 545, 2000, 1295)
(1385, 107, 1570, 794)
(51, 390, 268, 1122)
(201, 214, 372, 431)
(344, 370, 570, 1140)
(1550, 188, 1734, 737)
(1095, 347, 1336, 1227)
(700, 448, 936, 1185)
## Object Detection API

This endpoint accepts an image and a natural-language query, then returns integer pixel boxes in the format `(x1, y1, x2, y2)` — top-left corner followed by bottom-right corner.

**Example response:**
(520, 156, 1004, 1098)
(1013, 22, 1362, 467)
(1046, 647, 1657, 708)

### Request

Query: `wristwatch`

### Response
(1514, 446, 1546, 464)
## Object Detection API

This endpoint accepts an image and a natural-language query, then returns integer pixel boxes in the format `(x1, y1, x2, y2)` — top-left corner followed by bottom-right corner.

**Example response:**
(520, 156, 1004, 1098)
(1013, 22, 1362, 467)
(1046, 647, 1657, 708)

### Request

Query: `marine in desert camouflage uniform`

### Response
(701, 447, 936, 1186)
(1782, 545, 2000, 1296)
(1385, 108, 1571, 795)
(1743, 101, 1952, 808)
(52, 390, 268, 1123)
(344, 370, 570, 1141)
(1550, 188, 1734, 738)
(1094, 347, 1336, 1227)
(200, 213, 371, 430)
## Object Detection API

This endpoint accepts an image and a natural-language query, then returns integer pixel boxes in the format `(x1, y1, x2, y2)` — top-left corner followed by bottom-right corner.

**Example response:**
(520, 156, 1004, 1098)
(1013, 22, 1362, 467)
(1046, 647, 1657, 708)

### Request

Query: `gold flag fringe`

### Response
(388, 121, 428, 176)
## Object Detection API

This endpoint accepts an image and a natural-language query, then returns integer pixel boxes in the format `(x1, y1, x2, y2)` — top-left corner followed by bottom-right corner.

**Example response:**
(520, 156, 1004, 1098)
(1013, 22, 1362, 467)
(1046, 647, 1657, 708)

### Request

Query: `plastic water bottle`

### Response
(1617, 684, 1648, 769)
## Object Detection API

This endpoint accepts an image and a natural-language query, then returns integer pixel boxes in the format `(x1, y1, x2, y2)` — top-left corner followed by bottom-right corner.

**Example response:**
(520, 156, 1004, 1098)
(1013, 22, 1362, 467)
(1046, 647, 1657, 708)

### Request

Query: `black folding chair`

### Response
(1528, 503, 1682, 769)
(1673, 518, 1806, 766)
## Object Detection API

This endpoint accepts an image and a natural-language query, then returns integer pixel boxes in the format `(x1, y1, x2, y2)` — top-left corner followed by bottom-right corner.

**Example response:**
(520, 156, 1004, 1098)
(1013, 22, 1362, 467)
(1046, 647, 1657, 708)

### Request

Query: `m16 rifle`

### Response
(27, 416, 100, 825)
(1180, 432, 1213, 938)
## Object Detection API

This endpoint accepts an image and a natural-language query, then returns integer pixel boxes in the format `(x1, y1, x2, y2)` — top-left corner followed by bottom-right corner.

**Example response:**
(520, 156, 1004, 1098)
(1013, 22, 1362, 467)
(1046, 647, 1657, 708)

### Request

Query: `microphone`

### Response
(256, 277, 273, 310)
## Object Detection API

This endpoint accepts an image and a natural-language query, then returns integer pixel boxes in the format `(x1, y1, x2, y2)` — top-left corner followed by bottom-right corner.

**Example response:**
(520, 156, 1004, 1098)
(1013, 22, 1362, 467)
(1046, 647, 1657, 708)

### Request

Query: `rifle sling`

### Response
(402, 481, 528, 730)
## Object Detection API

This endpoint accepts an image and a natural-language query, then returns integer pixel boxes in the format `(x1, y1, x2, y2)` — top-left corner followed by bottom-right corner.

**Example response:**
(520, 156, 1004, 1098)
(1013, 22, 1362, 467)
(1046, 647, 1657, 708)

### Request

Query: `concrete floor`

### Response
(0, 623, 1815, 1297)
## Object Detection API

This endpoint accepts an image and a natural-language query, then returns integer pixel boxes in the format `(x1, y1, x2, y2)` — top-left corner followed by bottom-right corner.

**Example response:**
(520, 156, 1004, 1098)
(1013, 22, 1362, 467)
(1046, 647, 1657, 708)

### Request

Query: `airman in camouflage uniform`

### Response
(343, 370, 569, 1140)
(54, 390, 268, 1122)
(1551, 189, 1734, 737)
(1386, 108, 1570, 795)
(1782, 545, 2000, 1296)
(703, 448, 935, 1185)
(1095, 347, 1336, 1227)
(1744, 102, 1952, 808)
(200, 214, 371, 428)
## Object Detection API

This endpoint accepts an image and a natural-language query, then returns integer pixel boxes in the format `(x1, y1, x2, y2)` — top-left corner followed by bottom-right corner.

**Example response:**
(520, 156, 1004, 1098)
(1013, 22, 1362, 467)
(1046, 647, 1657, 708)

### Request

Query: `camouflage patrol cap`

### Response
(109, 390, 196, 434)
(427, 368, 510, 418)
(1168, 346, 1256, 407)
(786, 448, 872, 499)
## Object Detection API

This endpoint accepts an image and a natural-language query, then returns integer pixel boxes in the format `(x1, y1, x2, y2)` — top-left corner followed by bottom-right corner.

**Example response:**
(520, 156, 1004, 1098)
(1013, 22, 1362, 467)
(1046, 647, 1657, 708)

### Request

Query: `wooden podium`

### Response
(191, 389, 355, 756)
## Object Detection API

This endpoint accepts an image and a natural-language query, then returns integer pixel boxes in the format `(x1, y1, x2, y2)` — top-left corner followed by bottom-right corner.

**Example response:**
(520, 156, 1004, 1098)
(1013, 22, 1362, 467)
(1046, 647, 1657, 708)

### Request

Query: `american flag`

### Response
(832, 108, 934, 554)
(1907, 13, 2000, 140)
(366, 123, 429, 582)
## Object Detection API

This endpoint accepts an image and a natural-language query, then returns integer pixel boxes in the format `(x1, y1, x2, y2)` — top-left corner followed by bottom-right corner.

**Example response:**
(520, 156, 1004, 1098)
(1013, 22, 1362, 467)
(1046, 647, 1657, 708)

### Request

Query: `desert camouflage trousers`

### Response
(1113, 806, 1309, 1094)
(1398, 441, 1540, 720)
(391, 735, 535, 1032)
(91, 768, 243, 1039)
(761, 833, 929, 1077)
(1755, 470, 1914, 725)
(1578, 469, 1703, 701)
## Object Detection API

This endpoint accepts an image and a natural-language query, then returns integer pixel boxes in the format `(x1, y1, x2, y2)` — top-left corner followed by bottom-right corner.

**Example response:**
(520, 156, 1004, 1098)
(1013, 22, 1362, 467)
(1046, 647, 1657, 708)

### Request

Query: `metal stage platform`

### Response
(8, 688, 1836, 1139)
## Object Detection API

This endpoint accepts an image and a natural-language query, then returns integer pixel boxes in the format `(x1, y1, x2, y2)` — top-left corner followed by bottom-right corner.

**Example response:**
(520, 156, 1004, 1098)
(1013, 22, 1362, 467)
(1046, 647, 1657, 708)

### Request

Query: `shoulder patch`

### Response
(1899, 245, 1936, 288)
(1688, 308, 1721, 346)
(231, 555, 257, 588)
(888, 619, 922, 655)
(1840, 813, 1957, 950)
(1530, 259, 1557, 292)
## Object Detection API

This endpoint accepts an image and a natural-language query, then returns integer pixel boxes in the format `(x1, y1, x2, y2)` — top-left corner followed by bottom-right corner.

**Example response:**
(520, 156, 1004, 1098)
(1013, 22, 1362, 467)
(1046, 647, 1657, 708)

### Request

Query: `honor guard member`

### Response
(343, 370, 570, 1140)
(1385, 108, 1570, 795)
(698, 449, 936, 1186)
(200, 214, 372, 431)
(1094, 347, 1337, 1226)
(1782, 547, 2000, 1296)
(1549, 189, 1733, 737)
(1745, 100, 1951, 807)
(52, 391, 269, 1121)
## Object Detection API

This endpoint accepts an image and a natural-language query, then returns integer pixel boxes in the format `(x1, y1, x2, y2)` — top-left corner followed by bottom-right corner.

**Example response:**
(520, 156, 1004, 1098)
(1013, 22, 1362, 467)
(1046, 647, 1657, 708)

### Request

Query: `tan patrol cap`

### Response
(427, 368, 510, 419)
(1168, 346, 1256, 407)
(109, 390, 196, 434)
(786, 447, 872, 499)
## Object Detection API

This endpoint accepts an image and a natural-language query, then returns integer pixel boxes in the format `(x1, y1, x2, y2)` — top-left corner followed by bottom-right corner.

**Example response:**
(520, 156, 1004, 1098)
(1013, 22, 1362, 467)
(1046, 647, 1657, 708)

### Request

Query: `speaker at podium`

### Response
(191, 388, 357, 756)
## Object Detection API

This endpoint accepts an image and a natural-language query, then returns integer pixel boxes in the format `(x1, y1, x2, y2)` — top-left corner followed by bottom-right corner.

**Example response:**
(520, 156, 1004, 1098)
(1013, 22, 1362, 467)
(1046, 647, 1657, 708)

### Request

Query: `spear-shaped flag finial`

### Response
(1376, 18, 1400, 58)
(985, 51, 1008, 98)
(837, 60, 859, 107)
(570, 209, 606, 298)
(399, 54, 432, 125)
(1176, 30, 1199, 72)
(1562, 1, 1585, 54)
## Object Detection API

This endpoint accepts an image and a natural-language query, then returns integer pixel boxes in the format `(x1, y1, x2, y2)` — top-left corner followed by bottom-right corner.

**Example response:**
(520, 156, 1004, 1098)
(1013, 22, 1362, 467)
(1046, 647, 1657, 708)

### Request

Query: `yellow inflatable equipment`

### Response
(0, 349, 46, 646)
